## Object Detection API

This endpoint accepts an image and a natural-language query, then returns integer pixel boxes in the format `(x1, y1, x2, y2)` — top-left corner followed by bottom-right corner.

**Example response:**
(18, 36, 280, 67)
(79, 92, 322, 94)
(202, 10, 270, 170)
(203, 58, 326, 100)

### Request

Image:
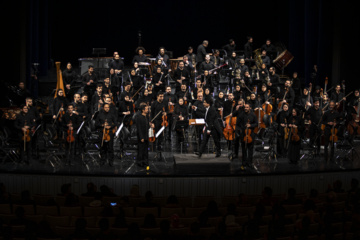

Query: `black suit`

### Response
(199, 106, 222, 155)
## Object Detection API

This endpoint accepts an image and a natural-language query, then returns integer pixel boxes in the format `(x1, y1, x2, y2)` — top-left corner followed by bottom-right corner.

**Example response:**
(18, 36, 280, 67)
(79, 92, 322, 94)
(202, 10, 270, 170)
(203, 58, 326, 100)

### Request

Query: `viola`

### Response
(168, 97, 174, 114)
(149, 128, 156, 142)
(243, 119, 253, 144)
(101, 120, 111, 146)
(284, 119, 290, 140)
(161, 107, 168, 127)
(22, 121, 31, 143)
(58, 103, 65, 120)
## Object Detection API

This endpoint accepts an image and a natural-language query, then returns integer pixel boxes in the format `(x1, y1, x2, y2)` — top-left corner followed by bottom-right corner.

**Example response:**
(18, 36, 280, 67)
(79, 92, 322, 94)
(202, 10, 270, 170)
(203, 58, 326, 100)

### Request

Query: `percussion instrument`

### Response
(273, 49, 294, 69)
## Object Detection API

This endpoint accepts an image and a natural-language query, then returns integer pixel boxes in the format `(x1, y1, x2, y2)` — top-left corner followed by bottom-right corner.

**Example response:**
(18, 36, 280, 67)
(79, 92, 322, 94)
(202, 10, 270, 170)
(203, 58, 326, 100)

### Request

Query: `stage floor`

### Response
(1, 128, 360, 177)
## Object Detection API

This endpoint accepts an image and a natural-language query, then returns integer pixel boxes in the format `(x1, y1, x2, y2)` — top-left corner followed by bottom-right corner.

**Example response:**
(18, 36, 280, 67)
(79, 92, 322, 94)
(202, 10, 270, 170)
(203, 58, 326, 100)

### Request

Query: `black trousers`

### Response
(19, 138, 32, 161)
(324, 127, 335, 160)
(138, 140, 149, 161)
(288, 140, 301, 163)
(199, 128, 221, 154)
(241, 141, 254, 164)
(99, 132, 114, 162)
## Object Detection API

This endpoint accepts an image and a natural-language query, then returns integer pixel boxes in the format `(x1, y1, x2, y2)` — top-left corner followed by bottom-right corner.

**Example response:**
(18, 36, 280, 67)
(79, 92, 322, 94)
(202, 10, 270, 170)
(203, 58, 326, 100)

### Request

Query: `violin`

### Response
(330, 119, 338, 144)
(66, 121, 75, 143)
(58, 103, 65, 120)
(149, 110, 163, 142)
(243, 119, 253, 144)
(161, 107, 168, 127)
(102, 120, 111, 146)
(168, 97, 174, 114)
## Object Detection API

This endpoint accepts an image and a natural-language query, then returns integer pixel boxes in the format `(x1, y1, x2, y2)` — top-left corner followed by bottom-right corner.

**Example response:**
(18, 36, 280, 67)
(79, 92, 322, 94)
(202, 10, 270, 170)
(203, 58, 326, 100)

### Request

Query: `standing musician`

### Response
(211, 49, 221, 67)
(196, 40, 209, 65)
(164, 86, 177, 141)
(95, 103, 117, 166)
(191, 92, 205, 151)
(176, 84, 192, 107)
(214, 91, 225, 118)
(200, 70, 214, 92)
(223, 39, 236, 57)
(62, 62, 78, 101)
(152, 66, 166, 94)
(195, 96, 222, 158)
(321, 101, 343, 161)
(61, 104, 81, 165)
(244, 36, 253, 60)
(305, 99, 323, 154)
(72, 93, 89, 121)
(129, 69, 144, 101)
(233, 103, 257, 167)
(132, 47, 148, 64)
(52, 89, 68, 139)
(151, 91, 167, 151)
(174, 61, 190, 92)
(26, 97, 41, 158)
(268, 67, 280, 96)
(186, 46, 196, 68)
(287, 108, 303, 164)
(136, 104, 154, 167)
(108, 54, 124, 77)
(183, 55, 194, 76)
(276, 103, 290, 157)
(14, 105, 35, 164)
(82, 65, 98, 97)
(173, 98, 189, 147)
(109, 68, 121, 99)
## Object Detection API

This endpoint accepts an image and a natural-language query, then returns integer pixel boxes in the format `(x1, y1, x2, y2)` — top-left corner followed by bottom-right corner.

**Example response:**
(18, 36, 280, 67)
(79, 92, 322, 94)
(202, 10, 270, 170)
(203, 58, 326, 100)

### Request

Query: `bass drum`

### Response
(273, 50, 294, 69)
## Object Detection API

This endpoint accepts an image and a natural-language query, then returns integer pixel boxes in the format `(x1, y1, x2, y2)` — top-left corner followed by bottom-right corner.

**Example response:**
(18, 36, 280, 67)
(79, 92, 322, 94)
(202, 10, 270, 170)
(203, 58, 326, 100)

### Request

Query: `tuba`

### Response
(253, 48, 263, 69)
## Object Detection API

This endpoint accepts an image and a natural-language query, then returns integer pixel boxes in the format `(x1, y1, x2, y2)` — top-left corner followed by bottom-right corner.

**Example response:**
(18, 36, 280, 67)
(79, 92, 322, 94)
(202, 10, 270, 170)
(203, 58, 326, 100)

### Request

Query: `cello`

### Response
(244, 119, 253, 151)
(330, 119, 338, 145)
(66, 121, 75, 155)
(284, 119, 290, 149)
(223, 101, 236, 141)
(262, 90, 273, 126)
(290, 118, 300, 142)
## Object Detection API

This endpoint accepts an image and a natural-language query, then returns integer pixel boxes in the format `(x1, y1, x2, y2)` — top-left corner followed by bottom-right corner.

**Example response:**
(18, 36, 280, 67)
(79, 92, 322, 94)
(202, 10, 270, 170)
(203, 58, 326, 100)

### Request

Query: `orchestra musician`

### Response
(95, 103, 117, 166)
(176, 84, 192, 107)
(26, 98, 41, 159)
(210, 49, 221, 67)
(182, 55, 194, 75)
(164, 86, 177, 141)
(156, 47, 170, 68)
(193, 79, 204, 100)
(261, 39, 276, 61)
(196, 40, 209, 65)
(109, 68, 121, 99)
(233, 85, 245, 102)
(132, 47, 148, 64)
(118, 95, 134, 130)
(82, 65, 98, 96)
(136, 88, 153, 109)
(260, 50, 271, 67)
(151, 91, 167, 151)
(152, 59, 169, 76)
(299, 87, 313, 110)
(276, 103, 290, 157)
(108, 54, 124, 76)
(14, 105, 35, 164)
(61, 104, 81, 165)
(152, 66, 166, 94)
(233, 103, 257, 167)
(330, 84, 346, 110)
(62, 62, 78, 101)
(227, 51, 240, 70)
(119, 81, 132, 102)
(195, 96, 222, 158)
(173, 98, 189, 147)
(287, 108, 303, 164)
(191, 92, 205, 151)
(136, 104, 154, 167)
(199, 55, 215, 75)
(186, 46, 196, 68)
(129, 69, 144, 101)
(173, 61, 190, 92)
(321, 101, 343, 161)
(277, 79, 295, 111)
(222, 39, 236, 57)
(200, 70, 213, 92)
(244, 36, 253, 60)
(305, 99, 323, 154)
(52, 89, 68, 139)
(91, 84, 103, 115)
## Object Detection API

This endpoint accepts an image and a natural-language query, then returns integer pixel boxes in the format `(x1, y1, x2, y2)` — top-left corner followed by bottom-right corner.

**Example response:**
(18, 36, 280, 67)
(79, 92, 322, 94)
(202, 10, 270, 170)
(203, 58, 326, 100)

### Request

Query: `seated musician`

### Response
(174, 61, 190, 92)
(175, 84, 192, 107)
(277, 79, 295, 112)
(152, 66, 166, 94)
(195, 96, 222, 158)
(193, 79, 203, 100)
(136, 89, 152, 109)
(152, 59, 169, 76)
(147, 84, 156, 102)
(102, 77, 112, 99)
(136, 104, 154, 167)
(203, 87, 212, 100)
(61, 104, 81, 165)
(276, 103, 290, 157)
(299, 87, 313, 110)
(119, 81, 132, 102)
(156, 47, 170, 69)
(233, 103, 257, 166)
(82, 65, 98, 96)
(330, 85, 346, 110)
(199, 54, 215, 74)
(233, 85, 244, 102)
(118, 95, 134, 130)
(90, 84, 104, 115)
(260, 49, 271, 67)
(14, 105, 35, 164)
(173, 98, 189, 147)
(129, 69, 144, 102)
(132, 47, 148, 64)
(321, 101, 344, 161)
(227, 51, 240, 69)
(243, 70, 253, 88)
(200, 70, 213, 92)
(248, 93, 260, 110)
(258, 63, 269, 87)
(95, 103, 117, 166)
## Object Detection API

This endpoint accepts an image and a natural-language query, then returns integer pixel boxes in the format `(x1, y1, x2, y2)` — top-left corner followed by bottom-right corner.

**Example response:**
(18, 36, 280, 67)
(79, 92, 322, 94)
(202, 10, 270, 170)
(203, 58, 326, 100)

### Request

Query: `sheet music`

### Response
(195, 119, 205, 124)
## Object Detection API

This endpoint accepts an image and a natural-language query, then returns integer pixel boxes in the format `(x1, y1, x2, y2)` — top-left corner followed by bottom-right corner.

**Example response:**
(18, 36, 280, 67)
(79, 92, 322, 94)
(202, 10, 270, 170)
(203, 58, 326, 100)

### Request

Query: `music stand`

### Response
(175, 120, 188, 154)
